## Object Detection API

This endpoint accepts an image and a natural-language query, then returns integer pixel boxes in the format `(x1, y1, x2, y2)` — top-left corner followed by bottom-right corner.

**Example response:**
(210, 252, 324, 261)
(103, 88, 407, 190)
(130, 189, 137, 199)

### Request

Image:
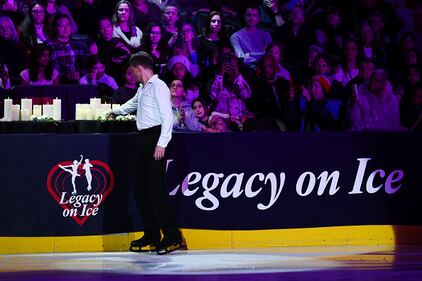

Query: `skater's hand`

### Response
(153, 146, 165, 160)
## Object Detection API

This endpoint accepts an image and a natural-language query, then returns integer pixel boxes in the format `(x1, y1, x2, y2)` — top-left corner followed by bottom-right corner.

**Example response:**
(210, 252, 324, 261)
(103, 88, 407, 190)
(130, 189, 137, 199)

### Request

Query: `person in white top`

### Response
(108, 51, 185, 255)
(20, 44, 59, 86)
(112, 0, 143, 50)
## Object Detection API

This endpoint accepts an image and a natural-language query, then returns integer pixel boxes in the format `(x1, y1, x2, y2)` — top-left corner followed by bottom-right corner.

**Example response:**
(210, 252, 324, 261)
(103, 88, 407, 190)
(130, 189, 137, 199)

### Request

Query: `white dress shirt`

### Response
(113, 74, 173, 148)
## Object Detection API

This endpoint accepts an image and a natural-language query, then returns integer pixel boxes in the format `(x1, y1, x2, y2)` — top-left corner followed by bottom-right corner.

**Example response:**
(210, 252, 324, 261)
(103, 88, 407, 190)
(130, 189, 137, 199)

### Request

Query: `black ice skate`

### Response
(129, 236, 159, 253)
(156, 237, 187, 255)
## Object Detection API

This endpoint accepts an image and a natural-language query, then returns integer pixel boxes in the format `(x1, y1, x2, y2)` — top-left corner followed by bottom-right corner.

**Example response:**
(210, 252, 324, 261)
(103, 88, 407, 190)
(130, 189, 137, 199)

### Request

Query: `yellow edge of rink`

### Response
(1, 225, 422, 254)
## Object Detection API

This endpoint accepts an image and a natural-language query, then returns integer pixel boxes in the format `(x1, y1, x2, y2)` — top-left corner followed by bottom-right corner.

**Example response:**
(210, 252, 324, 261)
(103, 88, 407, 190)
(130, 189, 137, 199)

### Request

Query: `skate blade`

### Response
(157, 243, 187, 255)
(130, 244, 157, 253)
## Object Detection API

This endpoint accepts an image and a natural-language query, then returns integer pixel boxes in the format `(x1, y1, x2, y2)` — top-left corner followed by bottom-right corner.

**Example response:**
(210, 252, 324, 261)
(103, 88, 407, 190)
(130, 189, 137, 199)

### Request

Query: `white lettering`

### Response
(258, 173, 286, 210)
(349, 158, 371, 194)
(296, 172, 316, 196)
(317, 171, 341, 195)
(366, 169, 385, 193)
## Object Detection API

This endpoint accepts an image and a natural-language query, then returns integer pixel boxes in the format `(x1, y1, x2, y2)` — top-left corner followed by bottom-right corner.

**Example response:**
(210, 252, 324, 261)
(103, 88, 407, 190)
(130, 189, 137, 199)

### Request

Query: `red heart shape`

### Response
(46, 160, 115, 226)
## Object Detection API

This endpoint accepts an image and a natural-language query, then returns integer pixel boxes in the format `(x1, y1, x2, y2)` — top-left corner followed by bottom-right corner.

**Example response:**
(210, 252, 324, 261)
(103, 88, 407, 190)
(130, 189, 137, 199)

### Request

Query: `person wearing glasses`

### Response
(140, 22, 171, 70)
(21, 2, 50, 49)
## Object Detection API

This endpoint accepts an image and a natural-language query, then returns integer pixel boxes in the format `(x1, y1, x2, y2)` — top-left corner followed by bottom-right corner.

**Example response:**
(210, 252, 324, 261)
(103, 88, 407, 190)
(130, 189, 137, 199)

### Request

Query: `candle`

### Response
(3, 98, 13, 121)
(21, 98, 32, 113)
(94, 108, 104, 118)
(53, 98, 61, 121)
(43, 104, 54, 118)
(21, 109, 30, 121)
(90, 98, 101, 109)
(75, 104, 83, 120)
(101, 103, 111, 111)
(33, 105, 42, 117)
(112, 104, 120, 111)
(85, 109, 93, 120)
(12, 104, 20, 121)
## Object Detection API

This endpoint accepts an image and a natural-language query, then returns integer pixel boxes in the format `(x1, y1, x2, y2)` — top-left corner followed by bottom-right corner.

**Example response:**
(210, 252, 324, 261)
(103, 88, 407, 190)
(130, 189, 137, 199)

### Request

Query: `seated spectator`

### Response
(113, 65, 138, 104)
(161, 4, 180, 46)
(75, 0, 107, 40)
(173, 22, 205, 69)
(191, 98, 230, 132)
(79, 55, 118, 101)
(0, 62, 11, 89)
(344, 58, 375, 101)
(274, 5, 310, 67)
(41, 0, 78, 35)
(165, 55, 200, 105)
(358, 21, 387, 67)
(0, 0, 27, 24)
(296, 45, 324, 85)
(131, 0, 162, 31)
(249, 54, 298, 130)
(258, 0, 286, 32)
(347, 69, 401, 131)
(314, 7, 347, 58)
(230, 5, 272, 67)
(170, 79, 202, 131)
(397, 64, 420, 99)
(149, 0, 179, 11)
(208, 49, 252, 125)
(140, 23, 171, 71)
(19, 44, 59, 85)
(96, 16, 132, 85)
(197, 11, 230, 68)
(313, 53, 333, 78)
(404, 48, 420, 67)
(0, 15, 27, 84)
(401, 81, 422, 130)
(21, 2, 50, 50)
(46, 14, 89, 84)
(300, 75, 344, 131)
(112, 0, 143, 50)
(265, 41, 291, 82)
(333, 39, 360, 86)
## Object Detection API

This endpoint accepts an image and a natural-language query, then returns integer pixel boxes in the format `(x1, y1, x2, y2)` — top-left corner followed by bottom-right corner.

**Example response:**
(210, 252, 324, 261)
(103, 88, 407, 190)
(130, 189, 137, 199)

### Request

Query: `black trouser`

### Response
(135, 126, 179, 243)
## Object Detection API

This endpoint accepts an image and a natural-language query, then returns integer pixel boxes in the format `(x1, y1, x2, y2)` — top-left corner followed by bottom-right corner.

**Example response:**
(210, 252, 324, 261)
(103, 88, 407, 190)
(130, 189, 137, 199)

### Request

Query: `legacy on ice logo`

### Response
(46, 155, 115, 226)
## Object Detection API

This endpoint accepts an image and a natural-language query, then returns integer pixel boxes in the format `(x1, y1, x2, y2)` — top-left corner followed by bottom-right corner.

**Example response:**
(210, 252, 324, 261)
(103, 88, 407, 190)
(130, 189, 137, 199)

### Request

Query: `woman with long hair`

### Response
(41, 0, 78, 35)
(21, 2, 50, 50)
(140, 23, 170, 67)
(112, 0, 143, 50)
(197, 11, 229, 68)
(173, 22, 205, 68)
(19, 44, 59, 85)
(333, 39, 360, 86)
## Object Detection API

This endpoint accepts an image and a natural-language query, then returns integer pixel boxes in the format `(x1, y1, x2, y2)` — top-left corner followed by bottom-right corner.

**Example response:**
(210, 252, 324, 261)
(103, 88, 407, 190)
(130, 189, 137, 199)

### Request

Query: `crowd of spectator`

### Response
(0, 0, 421, 132)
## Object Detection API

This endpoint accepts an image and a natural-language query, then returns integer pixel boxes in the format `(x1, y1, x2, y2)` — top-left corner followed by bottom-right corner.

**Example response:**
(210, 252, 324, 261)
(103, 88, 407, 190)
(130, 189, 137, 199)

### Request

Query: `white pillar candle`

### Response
(33, 105, 42, 117)
(75, 104, 83, 120)
(3, 98, 13, 121)
(42, 104, 54, 118)
(112, 104, 120, 111)
(21, 109, 30, 121)
(53, 98, 61, 121)
(102, 103, 112, 112)
(85, 109, 93, 120)
(21, 98, 32, 113)
(90, 98, 101, 109)
(11, 104, 20, 121)
(94, 108, 104, 119)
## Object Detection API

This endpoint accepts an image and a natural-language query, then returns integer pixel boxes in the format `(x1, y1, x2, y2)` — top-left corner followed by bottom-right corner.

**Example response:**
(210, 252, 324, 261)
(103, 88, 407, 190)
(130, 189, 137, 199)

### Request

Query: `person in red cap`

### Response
(299, 74, 344, 131)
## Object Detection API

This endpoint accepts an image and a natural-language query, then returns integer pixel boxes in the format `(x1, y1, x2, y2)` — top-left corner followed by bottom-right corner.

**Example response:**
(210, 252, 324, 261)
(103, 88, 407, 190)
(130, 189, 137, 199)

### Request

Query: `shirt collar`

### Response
(145, 74, 158, 86)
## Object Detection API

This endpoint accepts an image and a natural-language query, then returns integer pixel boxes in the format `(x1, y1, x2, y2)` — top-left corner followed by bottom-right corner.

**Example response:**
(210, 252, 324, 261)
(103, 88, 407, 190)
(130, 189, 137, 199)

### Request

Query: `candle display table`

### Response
(2, 85, 99, 121)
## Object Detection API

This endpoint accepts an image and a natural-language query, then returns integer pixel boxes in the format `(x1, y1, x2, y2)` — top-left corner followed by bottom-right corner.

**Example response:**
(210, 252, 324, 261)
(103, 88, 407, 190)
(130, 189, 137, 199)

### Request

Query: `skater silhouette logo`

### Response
(46, 155, 115, 226)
